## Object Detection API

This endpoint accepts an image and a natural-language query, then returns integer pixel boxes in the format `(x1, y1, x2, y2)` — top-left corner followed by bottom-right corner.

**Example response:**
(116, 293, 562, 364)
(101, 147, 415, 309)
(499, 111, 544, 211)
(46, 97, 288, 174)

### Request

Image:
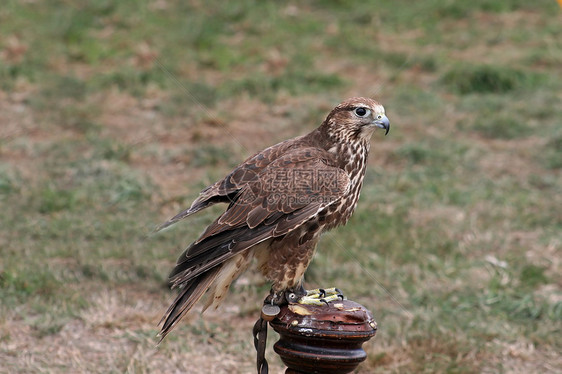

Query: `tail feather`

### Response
(158, 266, 221, 341)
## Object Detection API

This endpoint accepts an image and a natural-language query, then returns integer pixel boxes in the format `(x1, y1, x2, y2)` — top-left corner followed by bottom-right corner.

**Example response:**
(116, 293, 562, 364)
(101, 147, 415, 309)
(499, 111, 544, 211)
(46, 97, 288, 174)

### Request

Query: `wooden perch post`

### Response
(268, 299, 377, 374)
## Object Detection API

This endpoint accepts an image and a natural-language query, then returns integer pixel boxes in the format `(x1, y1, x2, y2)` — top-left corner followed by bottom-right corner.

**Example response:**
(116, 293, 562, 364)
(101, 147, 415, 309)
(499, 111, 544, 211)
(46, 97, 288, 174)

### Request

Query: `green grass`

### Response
(542, 134, 562, 169)
(442, 65, 546, 94)
(1, 0, 561, 373)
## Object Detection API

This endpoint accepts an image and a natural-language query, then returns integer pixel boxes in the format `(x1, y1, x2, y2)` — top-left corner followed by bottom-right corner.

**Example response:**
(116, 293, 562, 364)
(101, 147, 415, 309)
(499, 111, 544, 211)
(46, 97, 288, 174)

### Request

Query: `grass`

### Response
(1, 0, 561, 373)
(441, 65, 546, 94)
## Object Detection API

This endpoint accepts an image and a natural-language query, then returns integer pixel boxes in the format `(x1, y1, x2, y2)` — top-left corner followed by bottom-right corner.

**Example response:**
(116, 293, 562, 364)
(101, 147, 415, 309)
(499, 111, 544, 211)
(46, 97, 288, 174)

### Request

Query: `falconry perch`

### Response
(159, 97, 390, 339)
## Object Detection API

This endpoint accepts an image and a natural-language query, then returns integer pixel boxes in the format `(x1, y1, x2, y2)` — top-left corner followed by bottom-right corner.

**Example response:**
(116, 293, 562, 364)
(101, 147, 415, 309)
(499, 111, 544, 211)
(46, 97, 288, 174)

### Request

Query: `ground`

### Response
(0, 1, 561, 373)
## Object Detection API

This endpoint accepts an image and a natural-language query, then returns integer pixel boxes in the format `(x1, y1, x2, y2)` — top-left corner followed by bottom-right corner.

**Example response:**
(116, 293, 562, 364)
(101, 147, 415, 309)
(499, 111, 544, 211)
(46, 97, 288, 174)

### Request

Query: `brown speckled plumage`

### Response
(159, 97, 389, 339)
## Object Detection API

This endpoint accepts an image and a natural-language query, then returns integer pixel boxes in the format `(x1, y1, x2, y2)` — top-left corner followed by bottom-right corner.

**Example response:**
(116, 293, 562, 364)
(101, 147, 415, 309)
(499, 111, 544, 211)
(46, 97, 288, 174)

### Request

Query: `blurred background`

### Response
(1, 1, 561, 373)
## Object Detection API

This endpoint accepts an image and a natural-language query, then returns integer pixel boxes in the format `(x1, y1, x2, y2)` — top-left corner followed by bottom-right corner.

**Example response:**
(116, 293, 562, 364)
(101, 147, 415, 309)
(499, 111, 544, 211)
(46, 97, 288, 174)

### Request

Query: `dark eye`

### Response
(354, 107, 368, 117)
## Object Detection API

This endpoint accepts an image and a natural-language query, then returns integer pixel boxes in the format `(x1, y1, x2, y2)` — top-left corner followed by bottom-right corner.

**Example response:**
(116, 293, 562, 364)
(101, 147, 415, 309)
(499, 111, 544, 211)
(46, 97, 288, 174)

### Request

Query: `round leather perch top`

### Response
(269, 300, 377, 374)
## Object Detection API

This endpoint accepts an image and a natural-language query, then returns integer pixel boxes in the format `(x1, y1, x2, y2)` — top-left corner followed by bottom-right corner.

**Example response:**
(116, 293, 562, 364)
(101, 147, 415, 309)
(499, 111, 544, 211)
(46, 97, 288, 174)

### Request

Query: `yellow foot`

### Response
(297, 287, 345, 306)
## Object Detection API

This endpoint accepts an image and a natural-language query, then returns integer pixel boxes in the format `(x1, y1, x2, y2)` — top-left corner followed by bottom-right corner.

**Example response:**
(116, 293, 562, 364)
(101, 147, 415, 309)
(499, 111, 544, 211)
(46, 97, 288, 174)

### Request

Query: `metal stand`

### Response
(254, 299, 377, 374)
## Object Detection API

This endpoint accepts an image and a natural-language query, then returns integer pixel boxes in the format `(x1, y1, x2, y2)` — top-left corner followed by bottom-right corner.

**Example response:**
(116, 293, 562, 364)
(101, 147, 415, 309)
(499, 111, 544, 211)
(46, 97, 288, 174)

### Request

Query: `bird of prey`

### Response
(158, 97, 390, 339)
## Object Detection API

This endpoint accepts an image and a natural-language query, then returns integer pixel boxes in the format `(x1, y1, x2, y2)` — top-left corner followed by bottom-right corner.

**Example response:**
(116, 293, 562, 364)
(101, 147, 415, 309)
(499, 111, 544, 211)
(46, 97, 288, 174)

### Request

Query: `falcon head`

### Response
(322, 97, 390, 143)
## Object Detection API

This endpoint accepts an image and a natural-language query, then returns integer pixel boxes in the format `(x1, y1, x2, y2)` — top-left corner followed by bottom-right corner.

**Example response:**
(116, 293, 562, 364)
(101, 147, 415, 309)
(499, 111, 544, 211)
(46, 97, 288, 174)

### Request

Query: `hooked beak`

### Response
(373, 115, 390, 136)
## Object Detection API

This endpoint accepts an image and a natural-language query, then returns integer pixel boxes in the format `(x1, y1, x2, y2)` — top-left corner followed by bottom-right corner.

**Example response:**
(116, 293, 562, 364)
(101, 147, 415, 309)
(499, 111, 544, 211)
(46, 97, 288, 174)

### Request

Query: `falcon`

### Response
(159, 97, 390, 339)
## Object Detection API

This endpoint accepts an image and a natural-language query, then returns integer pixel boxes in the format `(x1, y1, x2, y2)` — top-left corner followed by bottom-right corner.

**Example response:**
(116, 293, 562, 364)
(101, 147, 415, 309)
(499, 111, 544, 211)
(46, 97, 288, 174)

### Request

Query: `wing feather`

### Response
(157, 136, 307, 231)
(167, 148, 350, 288)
